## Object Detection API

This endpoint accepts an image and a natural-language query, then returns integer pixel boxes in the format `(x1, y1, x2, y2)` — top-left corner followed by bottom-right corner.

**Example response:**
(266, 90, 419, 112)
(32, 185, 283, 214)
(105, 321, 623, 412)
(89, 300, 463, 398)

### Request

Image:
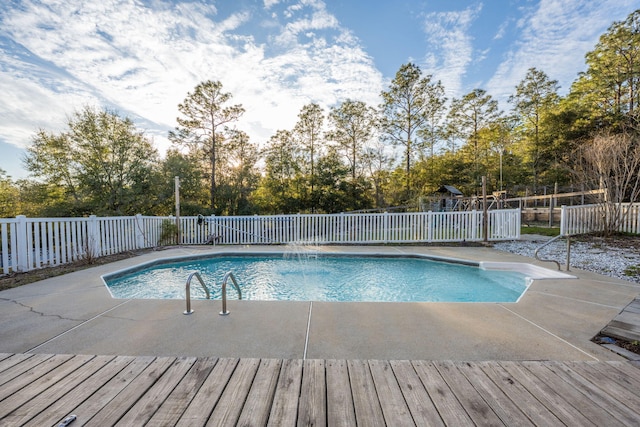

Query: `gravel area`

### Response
(492, 235, 640, 284)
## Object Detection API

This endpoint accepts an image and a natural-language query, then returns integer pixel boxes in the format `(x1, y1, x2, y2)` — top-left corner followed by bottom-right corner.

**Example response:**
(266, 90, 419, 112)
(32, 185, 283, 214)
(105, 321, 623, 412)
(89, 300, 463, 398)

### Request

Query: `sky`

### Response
(1, 0, 638, 180)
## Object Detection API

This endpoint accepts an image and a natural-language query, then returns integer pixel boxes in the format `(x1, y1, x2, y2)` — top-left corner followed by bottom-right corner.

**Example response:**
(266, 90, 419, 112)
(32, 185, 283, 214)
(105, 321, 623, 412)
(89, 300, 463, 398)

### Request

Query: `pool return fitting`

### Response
(184, 271, 242, 315)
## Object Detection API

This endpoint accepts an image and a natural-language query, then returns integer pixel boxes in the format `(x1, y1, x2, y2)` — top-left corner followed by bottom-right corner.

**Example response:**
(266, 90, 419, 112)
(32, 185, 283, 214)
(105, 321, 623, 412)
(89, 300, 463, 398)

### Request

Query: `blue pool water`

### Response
(103, 254, 529, 302)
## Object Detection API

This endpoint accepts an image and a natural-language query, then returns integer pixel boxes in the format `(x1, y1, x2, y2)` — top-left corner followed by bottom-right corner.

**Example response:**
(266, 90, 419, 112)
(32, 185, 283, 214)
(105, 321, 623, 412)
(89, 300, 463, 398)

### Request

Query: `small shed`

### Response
(435, 185, 464, 211)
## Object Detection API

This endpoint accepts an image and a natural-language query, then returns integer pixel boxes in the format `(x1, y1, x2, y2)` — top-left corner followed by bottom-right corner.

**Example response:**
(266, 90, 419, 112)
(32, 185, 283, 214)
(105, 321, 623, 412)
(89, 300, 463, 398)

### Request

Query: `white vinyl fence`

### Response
(560, 203, 640, 236)
(1, 209, 521, 274)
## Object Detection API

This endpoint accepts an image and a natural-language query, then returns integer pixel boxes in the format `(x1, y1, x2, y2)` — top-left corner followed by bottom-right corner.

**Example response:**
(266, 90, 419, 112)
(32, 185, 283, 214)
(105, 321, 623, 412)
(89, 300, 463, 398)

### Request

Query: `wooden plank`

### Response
(58, 356, 153, 425)
(390, 360, 445, 427)
(601, 324, 640, 342)
(146, 358, 218, 426)
(0, 353, 12, 364)
(433, 361, 504, 426)
(520, 361, 625, 427)
(114, 357, 197, 426)
(478, 361, 562, 426)
(611, 311, 640, 328)
(236, 359, 282, 426)
(564, 361, 640, 409)
(176, 358, 237, 426)
(412, 360, 474, 426)
(347, 359, 385, 427)
(2, 355, 114, 426)
(206, 358, 260, 427)
(0, 353, 35, 376)
(538, 361, 640, 426)
(368, 360, 414, 426)
(455, 361, 535, 427)
(606, 360, 640, 385)
(622, 300, 640, 314)
(0, 353, 61, 393)
(0, 354, 92, 418)
(83, 356, 176, 426)
(297, 359, 326, 427)
(267, 358, 303, 427)
(498, 361, 595, 426)
(24, 356, 136, 427)
(325, 359, 356, 427)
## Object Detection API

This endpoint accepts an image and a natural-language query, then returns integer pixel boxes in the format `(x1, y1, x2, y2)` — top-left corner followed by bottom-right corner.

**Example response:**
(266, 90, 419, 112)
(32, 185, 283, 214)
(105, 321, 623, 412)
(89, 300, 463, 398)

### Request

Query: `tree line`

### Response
(2, 9, 639, 218)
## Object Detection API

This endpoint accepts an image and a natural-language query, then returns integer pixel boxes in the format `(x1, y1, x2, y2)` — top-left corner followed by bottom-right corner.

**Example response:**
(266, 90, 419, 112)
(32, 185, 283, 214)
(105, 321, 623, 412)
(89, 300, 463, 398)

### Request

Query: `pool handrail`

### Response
(220, 271, 242, 315)
(184, 272, 210, 315)
(534, 234, 572, 271)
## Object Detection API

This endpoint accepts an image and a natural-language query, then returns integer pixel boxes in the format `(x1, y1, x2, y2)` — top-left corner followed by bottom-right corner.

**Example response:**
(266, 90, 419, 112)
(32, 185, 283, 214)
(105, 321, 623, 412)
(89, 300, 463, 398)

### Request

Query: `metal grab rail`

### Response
(184, 272, 210, 315)
(220, 271, 242, 315)
(534, 234, 572, 271)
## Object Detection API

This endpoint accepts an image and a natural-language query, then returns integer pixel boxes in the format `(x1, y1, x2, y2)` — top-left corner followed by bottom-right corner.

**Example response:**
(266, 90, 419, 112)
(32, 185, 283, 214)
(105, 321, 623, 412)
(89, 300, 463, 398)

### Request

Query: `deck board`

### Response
(325, 359, 356, 427)
(0, 354, 639, 427)
(83, 356, 175, 427)
(542, 361, 640, 426)
(114, 356, 196, 426)
(347, 359, 385, 426)
(412, 360, 475, 426)
(454, 361, 535, 427)
(2, 355, 114, 427)
(297, 359, 326, 427)
(601, 297, 640, 342)
(390, 360, 446, 427)
(266, 358, 302, 427)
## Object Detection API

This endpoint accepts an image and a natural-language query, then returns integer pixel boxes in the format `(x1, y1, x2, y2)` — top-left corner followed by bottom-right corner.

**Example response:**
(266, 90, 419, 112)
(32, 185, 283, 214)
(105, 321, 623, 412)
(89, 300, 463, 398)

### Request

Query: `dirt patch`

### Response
(0, 249, 155, 291)
(593, 334, 640, 356)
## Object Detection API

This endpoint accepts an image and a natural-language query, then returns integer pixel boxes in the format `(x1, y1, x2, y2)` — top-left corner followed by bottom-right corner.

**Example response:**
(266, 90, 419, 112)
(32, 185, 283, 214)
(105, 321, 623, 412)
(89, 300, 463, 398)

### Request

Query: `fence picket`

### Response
(1, 210, 525, 274)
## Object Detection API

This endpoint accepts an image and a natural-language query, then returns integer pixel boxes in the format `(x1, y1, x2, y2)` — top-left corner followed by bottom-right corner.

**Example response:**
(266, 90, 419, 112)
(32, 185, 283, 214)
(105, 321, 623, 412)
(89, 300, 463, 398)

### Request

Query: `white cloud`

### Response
(486, 0, 639, 106)
(0, 0, 383, 160)
(420, 4, 483, 98)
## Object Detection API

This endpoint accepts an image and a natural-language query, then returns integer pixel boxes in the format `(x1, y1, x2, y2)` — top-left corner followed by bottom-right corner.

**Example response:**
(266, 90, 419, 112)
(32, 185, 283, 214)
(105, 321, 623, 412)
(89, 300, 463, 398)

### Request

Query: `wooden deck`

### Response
(602, 297, 640, 343)
(1, 353, 640, 426)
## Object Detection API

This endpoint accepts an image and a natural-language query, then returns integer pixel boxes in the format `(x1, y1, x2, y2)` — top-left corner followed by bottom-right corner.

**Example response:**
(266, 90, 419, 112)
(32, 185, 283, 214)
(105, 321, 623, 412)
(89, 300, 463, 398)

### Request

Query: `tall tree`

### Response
(380, 63, 445, 201)
(294, 103, 325, 211)
(417, 79, 447, 161)
(447, 89, 501, 189)
(0, 170, 19, 217)
(222, 129, 260, 215)
(158, 149, 208, 215)
(254, 130, 301, 214)
(570, 10, 640, 128)
(24, 106, 159, 215)
(509, 68, 559, 191)
(326, 99, 377, 182)
(169, 80, 245, 211)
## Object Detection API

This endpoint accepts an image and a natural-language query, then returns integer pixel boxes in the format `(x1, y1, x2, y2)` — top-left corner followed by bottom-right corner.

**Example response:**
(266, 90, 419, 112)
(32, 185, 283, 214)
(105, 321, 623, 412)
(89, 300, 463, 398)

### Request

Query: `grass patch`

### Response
(521, 226, 560, 236)
(624, 265, 640, 278)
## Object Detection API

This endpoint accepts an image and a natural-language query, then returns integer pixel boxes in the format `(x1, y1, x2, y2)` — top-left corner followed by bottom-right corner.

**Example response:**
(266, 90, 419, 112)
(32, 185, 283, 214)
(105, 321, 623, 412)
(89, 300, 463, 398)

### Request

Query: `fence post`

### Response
(135, 214, 146, 249)
(560, 206, 567, 236)
(253, 215, 260, 244)
(88, 215, 101, 257)
(15, 215, 28, 272)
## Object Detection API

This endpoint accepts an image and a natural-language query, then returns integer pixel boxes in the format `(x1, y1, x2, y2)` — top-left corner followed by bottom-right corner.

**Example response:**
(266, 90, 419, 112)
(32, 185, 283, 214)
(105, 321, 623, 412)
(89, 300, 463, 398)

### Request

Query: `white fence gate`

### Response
(1, 209, 521, 274)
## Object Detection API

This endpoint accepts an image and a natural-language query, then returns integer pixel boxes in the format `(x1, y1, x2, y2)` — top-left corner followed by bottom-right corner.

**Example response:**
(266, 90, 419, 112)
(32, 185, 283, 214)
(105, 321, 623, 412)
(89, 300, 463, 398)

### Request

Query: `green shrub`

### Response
(158, 219, 179, 246)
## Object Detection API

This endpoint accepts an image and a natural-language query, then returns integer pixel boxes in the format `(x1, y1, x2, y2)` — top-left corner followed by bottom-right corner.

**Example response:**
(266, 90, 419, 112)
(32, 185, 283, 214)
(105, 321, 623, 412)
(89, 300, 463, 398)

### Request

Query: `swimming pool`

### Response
(103, 253, 534, 302)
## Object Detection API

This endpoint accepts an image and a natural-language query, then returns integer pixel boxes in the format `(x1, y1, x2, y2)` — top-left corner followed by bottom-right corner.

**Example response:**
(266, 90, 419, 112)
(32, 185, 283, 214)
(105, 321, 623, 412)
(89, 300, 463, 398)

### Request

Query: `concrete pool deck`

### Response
(1, 245, 639, 361)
